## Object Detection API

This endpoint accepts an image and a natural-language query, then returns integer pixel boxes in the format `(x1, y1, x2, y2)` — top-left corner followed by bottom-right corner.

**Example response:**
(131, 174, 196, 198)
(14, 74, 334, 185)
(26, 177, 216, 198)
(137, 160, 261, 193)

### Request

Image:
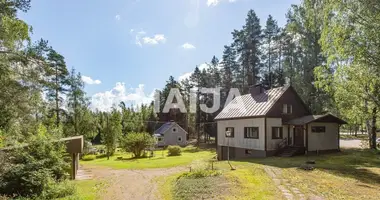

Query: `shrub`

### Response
(121, 132, 155, 158)
(182, 145, 199, 153)
(168, 145, 182, 156)
(179, 169, 221, 179)
(95, 154, 107, 159)
(0, 125, 71, 198)
(82, 155, 96, 161)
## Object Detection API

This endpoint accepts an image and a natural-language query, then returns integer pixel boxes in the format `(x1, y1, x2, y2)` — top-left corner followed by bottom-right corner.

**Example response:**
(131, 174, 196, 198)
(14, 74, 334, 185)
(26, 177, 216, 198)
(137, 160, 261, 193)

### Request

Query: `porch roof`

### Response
(284, 114, 347, 125)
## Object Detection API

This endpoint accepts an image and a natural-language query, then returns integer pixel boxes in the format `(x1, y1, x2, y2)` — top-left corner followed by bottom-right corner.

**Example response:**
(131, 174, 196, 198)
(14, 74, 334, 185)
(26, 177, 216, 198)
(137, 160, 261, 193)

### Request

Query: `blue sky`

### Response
(20, 0, 300, 111)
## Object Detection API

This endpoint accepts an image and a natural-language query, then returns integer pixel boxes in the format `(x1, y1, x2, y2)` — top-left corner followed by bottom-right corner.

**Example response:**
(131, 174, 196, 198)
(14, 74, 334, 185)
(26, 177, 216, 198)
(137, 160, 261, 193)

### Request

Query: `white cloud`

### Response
(115, 15, 121, 21)
(90, 83, 155, 112)
(181, 43, 196, 50)
(178, 62, 223, 82)
(207, 0, 237, 7)
(130, 29, 166, 47)
(82, 76, 101, 85)
(142, 34, 166, 45)
(207, 0, 219, 6)
(178, 72, 193, 82)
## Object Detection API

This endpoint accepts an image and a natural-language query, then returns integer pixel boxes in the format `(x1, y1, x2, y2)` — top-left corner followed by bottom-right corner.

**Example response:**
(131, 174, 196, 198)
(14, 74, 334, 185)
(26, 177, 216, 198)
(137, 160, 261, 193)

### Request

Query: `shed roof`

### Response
(154, 122, 174, 135)
(284, 114, 347, 125)
(215, 85, 289, 120)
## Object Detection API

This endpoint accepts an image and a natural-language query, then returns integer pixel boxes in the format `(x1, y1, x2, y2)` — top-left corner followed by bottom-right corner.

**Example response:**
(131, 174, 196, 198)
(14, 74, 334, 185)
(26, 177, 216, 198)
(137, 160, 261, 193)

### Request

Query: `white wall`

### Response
(157, 124, 187, 146)
(217, 118, 265, 150)
(308, 122, 339, 151)
(266, 118, 283, 150)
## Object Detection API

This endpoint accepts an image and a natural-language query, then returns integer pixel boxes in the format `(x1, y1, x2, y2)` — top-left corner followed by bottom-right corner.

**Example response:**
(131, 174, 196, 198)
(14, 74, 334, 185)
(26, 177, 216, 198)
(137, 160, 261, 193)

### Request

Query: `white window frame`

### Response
(172, 127, 178, 133)
(177, 136, 182, 142)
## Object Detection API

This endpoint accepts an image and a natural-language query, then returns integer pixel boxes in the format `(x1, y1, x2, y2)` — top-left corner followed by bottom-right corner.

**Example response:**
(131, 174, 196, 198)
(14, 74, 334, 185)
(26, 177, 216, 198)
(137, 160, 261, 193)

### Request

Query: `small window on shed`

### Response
(311, 126, 326, 133)
(177, 136, 182, 142)
(172, 128, 177, 132)
(157, 137, 163, 142)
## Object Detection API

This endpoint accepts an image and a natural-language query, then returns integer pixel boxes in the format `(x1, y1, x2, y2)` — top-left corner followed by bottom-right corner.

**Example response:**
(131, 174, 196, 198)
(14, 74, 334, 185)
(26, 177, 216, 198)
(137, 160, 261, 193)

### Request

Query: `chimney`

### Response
(250, 84, 265, 96)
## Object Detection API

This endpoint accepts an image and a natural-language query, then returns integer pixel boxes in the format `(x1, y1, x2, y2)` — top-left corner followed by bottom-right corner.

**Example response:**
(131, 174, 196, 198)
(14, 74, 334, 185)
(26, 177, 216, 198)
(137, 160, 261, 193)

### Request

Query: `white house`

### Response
(215, 84, 347, 160)
(154, 121, 187, 147)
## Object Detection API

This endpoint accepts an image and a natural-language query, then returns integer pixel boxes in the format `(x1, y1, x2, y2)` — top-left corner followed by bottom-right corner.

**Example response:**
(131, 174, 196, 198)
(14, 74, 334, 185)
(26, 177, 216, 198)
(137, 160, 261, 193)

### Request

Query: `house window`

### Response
(272, 127, 283, 139)
(311, 126, 326, 133)
(158, 137, 163, 142)
(177, 136, 182, 142)
(225, 127, 234, 138)
(283, 104, 292, 114)
(244, 127, 259, 139)
(172, 128, 177, 132)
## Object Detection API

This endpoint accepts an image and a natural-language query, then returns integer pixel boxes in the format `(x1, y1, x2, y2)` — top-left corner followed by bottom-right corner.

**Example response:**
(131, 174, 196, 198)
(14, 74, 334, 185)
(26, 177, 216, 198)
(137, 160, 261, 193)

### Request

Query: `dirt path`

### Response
(81, 165, 187, 200)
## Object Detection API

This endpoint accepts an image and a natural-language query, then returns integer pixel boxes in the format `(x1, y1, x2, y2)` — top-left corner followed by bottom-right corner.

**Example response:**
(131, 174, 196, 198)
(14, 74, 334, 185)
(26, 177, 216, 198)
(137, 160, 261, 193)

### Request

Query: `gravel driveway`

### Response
(340, 139, 363, 149)
(82, 166, 187, 200)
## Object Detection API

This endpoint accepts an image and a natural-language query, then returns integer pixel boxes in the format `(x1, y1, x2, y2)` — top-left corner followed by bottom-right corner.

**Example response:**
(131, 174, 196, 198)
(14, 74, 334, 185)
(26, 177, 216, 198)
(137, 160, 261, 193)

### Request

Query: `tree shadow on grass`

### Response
(232, 149, 380, 185)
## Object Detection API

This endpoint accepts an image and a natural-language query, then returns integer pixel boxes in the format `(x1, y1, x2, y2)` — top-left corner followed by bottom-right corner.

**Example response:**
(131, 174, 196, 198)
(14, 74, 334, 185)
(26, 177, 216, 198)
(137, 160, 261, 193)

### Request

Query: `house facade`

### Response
(215, 84, 346, 160)
(154, 121, 187, 147)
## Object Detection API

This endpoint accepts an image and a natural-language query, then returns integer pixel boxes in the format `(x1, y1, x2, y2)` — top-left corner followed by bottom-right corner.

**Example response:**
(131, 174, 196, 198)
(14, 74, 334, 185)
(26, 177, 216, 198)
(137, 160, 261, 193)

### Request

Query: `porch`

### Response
(276, 114, 347, 157)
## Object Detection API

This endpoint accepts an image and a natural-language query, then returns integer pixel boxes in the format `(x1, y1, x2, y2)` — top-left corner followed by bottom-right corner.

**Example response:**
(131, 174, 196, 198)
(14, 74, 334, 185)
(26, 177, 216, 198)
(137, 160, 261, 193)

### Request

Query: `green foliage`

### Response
(82, 155, 96, 161)
(179, 169, 221, 179)
(182, 145, 199, 153)
(121, 132, 155, 158)
(167, 145, 182, 156)
(0, 125, 72, 198)
(99, 109, 122, 159)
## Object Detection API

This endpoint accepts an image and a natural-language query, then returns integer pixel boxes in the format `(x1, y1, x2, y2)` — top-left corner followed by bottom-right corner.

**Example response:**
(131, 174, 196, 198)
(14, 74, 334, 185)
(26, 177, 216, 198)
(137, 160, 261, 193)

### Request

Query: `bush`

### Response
(82, 155, 96, 161)
(182, 145, 199, 153)
(121, 132, 155, 158)
(179, 169, 221, 179)
(168, 145, 182, 156)
(0, 125, 71, 198)
(95, 154, 107, 159)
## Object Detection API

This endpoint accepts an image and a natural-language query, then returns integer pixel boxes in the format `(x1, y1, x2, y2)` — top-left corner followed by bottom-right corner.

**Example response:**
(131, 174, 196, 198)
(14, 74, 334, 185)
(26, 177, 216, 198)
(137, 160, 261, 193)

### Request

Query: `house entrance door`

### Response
(294, 126, 304, 147)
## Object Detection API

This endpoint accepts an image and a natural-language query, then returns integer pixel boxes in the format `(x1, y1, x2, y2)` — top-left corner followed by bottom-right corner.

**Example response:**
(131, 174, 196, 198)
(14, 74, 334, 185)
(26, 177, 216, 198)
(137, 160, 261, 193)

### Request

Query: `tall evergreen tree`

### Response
(45, 49, 69, 127)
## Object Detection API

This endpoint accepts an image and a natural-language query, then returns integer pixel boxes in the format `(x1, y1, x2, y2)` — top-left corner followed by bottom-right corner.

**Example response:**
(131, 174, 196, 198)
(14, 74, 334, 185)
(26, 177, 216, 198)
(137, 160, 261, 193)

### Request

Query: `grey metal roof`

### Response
(284, 114, 347, 125)
(154, 122, 173, 134)
(215, 86, 289, 120)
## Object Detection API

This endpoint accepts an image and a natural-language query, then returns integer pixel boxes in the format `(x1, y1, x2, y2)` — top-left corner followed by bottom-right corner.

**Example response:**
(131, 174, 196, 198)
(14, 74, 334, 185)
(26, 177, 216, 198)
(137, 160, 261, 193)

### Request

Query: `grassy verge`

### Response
(157, 160, 283, 200)
(59, 179, 108, 200)
(244, 149, 380, 200)
(82, 149, 215, 169)
(220, 162, 284, 200)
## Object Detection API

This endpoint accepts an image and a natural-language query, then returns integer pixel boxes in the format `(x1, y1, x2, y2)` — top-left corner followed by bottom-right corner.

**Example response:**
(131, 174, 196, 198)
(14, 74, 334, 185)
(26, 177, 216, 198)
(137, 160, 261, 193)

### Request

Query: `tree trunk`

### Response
(55, 66, 60, 127)
(370, 107, 377, 149)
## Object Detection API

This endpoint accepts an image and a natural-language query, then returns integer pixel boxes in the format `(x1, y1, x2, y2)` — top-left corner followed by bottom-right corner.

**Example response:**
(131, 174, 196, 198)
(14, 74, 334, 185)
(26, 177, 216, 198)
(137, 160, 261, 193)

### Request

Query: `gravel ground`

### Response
(340, 139, 363, 149)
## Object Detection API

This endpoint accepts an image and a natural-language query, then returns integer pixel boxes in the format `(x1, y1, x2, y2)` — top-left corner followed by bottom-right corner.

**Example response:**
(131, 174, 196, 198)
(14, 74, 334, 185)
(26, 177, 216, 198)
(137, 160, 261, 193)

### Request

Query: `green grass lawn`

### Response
(81, 149, 216, 169)
(59, 179, 108, 200)
(235, 149, 380, 200)
(157, 149, 380, 200)
(157, 160, 283, 200)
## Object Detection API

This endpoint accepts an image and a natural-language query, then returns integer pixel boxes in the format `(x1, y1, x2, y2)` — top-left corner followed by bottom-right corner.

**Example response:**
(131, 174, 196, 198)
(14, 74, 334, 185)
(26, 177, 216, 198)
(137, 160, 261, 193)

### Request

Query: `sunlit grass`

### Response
(59, 179, 108, 200)
(82, 149, 216, 170)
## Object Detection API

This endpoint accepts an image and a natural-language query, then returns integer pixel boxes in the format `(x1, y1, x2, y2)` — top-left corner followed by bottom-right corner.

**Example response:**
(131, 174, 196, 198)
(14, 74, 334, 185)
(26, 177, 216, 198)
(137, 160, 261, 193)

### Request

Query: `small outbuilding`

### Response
(154, 121, 187, 147)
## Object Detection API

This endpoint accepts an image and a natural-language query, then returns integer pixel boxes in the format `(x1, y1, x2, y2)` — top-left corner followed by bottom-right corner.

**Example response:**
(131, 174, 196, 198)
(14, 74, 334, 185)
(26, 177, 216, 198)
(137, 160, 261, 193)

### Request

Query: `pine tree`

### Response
(262, 15, 281, 88)
(45, 49, 69, 127)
